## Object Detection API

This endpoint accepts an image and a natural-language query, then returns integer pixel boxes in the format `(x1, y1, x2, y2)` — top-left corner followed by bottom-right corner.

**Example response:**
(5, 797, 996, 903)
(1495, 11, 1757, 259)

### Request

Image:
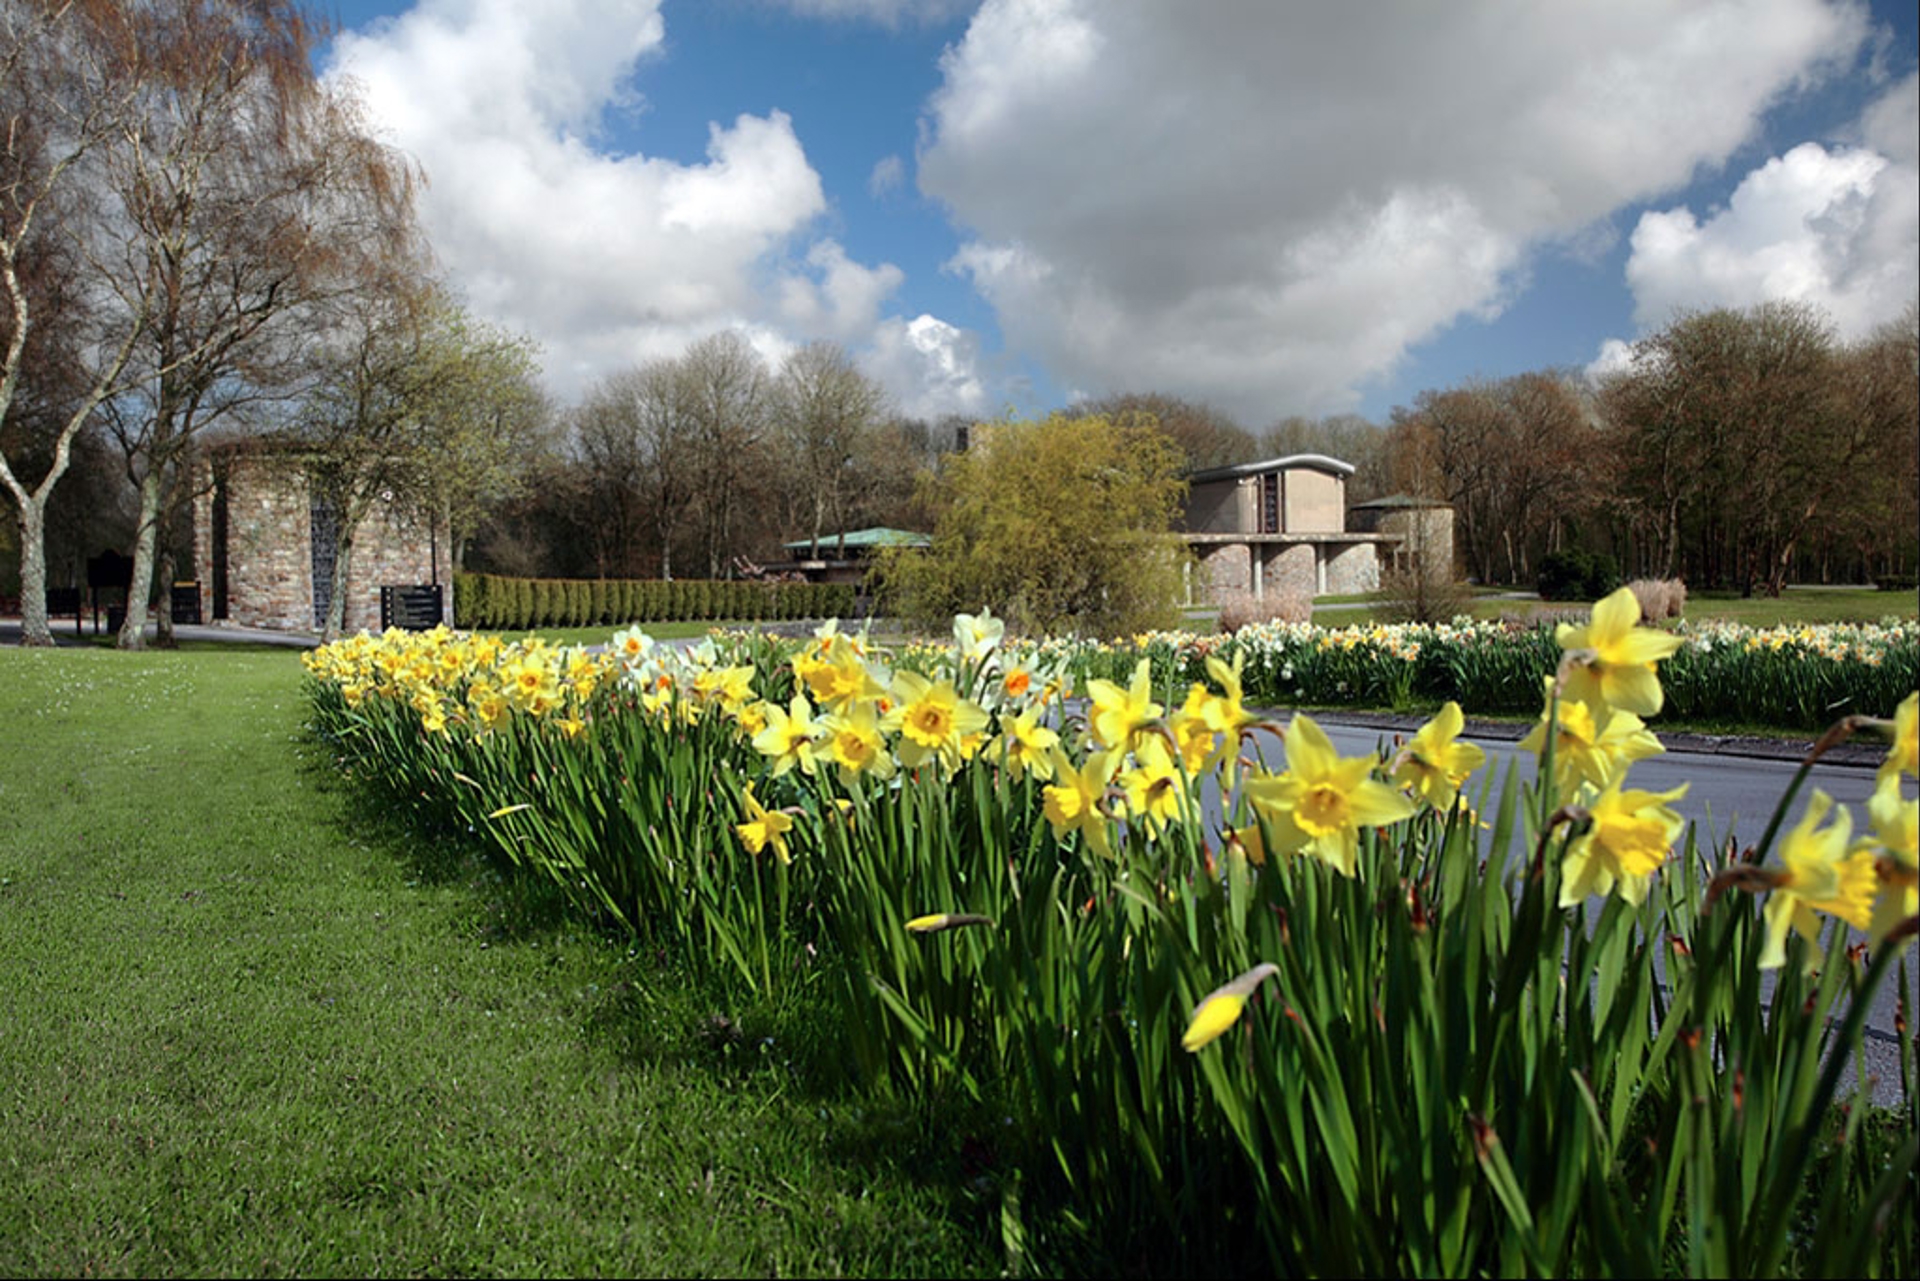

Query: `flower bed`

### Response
(1026, 616, 1919, 729)
(304, 595, 1918, 1276)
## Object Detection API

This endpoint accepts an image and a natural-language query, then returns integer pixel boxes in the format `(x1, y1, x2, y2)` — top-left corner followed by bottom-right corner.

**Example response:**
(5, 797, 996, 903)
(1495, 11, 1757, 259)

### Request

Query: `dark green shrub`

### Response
(1538, 550, 1594, 601)
(1583, 551, 1621, 598)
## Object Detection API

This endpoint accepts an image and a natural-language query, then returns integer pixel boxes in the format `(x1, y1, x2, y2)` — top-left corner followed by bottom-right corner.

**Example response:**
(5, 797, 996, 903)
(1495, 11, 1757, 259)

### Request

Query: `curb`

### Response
(1305, 709, 1889, 770)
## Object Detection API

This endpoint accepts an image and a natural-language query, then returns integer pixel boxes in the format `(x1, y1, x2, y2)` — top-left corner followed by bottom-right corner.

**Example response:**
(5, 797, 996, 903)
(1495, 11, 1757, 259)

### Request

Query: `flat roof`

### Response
(1185, 453, 1356, 484)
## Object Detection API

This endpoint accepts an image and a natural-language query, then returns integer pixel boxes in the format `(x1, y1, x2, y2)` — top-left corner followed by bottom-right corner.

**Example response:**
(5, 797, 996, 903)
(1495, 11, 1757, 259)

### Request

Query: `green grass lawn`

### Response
(0, 648, 997, 1278)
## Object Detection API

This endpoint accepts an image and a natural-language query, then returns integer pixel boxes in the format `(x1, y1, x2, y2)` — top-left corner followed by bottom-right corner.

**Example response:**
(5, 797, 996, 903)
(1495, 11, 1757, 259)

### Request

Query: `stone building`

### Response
(190, 443, 448, 634)
(1179, 454, 1418, 605)
(1347, 494, 1457, 579)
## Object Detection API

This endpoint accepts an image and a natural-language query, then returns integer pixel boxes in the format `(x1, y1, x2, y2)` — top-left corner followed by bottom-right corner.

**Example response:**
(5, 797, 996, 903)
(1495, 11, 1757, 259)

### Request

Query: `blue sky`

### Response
(317, 0, 1919, 428)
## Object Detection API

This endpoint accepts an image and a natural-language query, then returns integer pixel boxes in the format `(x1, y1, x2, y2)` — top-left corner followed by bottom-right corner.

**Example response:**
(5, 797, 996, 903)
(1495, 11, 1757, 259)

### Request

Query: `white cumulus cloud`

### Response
(866, 314, 990, 419)
(325, 0, 926, 400)
(1604, 69, 1918, 358)
(916, 0, 1872, 420)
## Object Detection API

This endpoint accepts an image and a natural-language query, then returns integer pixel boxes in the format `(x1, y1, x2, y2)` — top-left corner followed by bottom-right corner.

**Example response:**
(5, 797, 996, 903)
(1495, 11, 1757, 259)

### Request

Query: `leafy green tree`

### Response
(876, 412, 1188, 636)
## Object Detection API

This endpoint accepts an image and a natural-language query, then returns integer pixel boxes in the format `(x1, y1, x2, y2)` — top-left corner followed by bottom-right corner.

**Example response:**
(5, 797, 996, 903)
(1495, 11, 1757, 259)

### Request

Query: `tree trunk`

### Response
(13, 501, 54, 647)
(324, 528, 354, 643)
(117, 468, 166, 650)
(1662, 498, 1679, 581)
(153, 545, 177, 648)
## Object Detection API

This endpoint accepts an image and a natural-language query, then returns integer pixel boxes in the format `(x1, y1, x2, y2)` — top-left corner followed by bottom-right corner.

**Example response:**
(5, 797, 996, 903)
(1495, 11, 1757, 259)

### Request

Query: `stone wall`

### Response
(1197, 542, 1253, 597)
(1260, 543, 1317, 600)
(1324, 542, 1381, 594)
(192, 449, 446, 634)
(344, 500, 445, 632)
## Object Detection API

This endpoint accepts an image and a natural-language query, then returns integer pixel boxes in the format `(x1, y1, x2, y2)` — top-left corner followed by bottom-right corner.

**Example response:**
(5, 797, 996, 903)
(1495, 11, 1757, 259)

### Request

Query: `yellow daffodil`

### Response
(1119, 735, 1186, 837)
(751, 692, 824, 778)
(734, 784, 794, 865)
(1181, 962, 1278, 1052)
(1086, 658, 1163, 751)
(1168, 684, 1222, 775)
(1392, 701, 1486, 812)
(735, 698, 772, 740)
(1863, 773, 1918, 948)
(1880, 691, 1918, 786)
(995, 705, 1061, 781)
(796, 636, 888, 711)
(1043, 745, 1120, 858)
(819, 701, 896, 786)
(1554, 586, 1683, 717)
(1760, 790, 1878, 970)
(1244, 715, 1415, 877)
(468, 681, 510, 732)
(1517, 684, 1664, 800)
(1224, 822, 1270, 868)
(1200, 652, 1261, 741)
(1559, 778, 1688, 907)
(884, 671, 989, 771)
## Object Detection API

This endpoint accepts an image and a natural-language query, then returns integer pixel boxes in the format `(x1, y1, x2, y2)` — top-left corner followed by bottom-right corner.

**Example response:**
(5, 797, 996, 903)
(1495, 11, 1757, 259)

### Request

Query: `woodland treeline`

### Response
(1389, 301, 1919, 595)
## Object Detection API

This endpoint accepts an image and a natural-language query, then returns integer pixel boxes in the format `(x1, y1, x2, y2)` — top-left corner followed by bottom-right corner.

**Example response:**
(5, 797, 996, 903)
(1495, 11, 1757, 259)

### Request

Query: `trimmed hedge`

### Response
(450, 573, 857, 631)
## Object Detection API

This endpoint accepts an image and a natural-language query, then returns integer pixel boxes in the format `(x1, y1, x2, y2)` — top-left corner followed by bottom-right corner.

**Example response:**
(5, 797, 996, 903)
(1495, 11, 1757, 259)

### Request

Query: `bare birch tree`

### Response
(774, 340, 888, 556)
(0, 0, 147, 646)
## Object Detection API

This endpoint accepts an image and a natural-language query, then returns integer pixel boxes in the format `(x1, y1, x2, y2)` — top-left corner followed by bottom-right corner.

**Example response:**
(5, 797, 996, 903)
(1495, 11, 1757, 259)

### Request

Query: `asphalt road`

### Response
(1294, 715, 1912, 1108)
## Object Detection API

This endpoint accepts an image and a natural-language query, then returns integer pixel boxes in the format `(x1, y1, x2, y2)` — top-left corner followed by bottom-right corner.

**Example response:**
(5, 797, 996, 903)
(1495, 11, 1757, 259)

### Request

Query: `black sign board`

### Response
(379, 584, 444, 631)
(86, 550, 133, 590)
(170, 581, 202, 625)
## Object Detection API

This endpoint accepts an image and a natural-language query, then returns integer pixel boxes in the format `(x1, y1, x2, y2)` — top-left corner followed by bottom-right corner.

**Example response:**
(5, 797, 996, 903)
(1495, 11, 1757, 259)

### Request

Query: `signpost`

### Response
(379, 584, 444, 631)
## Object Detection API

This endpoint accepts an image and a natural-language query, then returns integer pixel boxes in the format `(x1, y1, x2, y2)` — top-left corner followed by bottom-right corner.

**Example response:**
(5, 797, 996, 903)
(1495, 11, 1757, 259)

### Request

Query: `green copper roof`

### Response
(782, 527, 931, 553)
